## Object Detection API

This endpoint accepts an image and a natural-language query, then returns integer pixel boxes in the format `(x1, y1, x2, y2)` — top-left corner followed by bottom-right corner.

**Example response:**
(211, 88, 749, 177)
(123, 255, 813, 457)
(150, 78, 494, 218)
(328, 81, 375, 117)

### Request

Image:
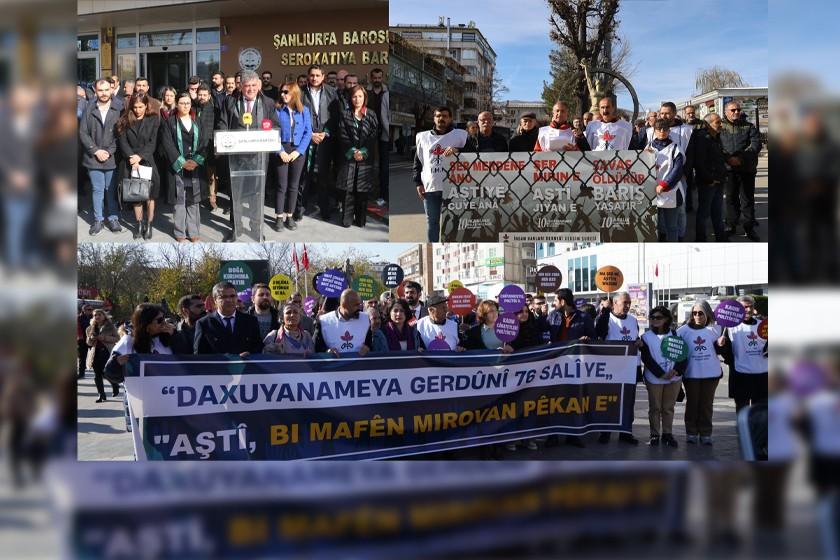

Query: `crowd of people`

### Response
(77, 280, 767, 455)
(413, 98, 763, 243)
(77, 66, 390, 240)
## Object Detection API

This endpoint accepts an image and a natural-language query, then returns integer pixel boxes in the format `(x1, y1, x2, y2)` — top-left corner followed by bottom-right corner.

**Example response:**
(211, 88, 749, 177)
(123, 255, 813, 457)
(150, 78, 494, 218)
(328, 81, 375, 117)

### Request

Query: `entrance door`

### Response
(77, 57, 98, 86)
(146, 51, 190, 96)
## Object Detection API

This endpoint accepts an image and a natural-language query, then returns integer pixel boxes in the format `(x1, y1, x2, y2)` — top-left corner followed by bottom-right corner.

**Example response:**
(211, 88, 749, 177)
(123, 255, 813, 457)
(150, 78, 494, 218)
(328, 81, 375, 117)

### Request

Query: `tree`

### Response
(544, 0, 624, 115)
(695, 66, 748, 94)
(77, 243, 156, 320)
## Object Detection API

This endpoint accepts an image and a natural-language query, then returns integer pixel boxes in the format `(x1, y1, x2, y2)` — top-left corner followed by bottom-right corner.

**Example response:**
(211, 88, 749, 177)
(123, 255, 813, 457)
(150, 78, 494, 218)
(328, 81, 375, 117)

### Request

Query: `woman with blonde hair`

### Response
(273, 81, 312, 231)
(86, 309, 120, 402)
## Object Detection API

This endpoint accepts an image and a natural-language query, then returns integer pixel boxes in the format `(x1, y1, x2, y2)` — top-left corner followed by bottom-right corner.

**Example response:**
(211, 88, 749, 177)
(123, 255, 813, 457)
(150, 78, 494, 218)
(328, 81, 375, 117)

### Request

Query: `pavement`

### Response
(77, 191, 388, 243)
(389, 154, 768, 243)
(77, 363, 741, 461)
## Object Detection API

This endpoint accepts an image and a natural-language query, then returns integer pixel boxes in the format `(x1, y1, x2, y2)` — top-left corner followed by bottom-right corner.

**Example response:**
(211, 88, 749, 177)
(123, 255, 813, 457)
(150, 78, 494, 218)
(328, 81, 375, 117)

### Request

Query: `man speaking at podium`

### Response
(218, 70, 281, 241)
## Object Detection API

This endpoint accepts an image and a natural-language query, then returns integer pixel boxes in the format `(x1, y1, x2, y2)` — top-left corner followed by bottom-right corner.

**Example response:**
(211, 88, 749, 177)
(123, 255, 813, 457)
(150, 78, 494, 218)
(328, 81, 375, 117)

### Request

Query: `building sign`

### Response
(272, 29, 388, 67)
(238, 47, 262, 71)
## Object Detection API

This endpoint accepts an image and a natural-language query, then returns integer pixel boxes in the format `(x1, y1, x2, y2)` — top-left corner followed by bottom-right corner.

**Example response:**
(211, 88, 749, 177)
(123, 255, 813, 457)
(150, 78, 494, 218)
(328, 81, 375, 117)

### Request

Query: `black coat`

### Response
(217, 93, 280, 131)
(720, 117, 762, 173)
(511, 314, 543, 350)
(337, 110, 379, 193)
(508, 128, 539, 152)
(692, 129, 728, 186)
(302, 84, 341, 135)
(117, 115, 161, 199)
(78, 102, 121, 170)
(463, 323, 496, 350)
(194, 311, 263, 355)
(462, 131, 509, 153)
(159, 115, 210, 205)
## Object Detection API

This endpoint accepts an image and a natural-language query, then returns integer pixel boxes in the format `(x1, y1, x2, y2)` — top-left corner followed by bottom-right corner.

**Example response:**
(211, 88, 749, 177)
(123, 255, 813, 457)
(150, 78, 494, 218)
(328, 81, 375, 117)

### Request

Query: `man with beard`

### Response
(261, 70, 279, 101)
(534, 101, 590, 152)
(403, 281, 428, 326)
(530, 294, 550, 342)
(595, 292, 641, 445)
(463, 110, 508, 152)
(315, 289, 372, 356)
(366, 68, 390, 206)
(210, 71, 226, 109)
(132, 76, 161, 114)
(340, 74, 359, 112)
(510, 113, 539, 152)
(171, 295, 206, 354)
(412, 106, 469, 241)
(301, 65, 340, 222)
(585, 97, 634, 151)
(248, 283, 279, 340)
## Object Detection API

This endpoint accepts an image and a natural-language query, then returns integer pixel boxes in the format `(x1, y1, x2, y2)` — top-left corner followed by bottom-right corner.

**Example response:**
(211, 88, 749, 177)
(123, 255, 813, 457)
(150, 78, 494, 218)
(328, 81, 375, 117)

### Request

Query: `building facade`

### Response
(397, 244, 434, 294)
(391, 20, 496, 123)
(679, 87, 768, 134)
(431, 242, 533, 300)
(494, 100, 550, 130)
(78, 0, 387, 95)
(534, 243, 768, 308)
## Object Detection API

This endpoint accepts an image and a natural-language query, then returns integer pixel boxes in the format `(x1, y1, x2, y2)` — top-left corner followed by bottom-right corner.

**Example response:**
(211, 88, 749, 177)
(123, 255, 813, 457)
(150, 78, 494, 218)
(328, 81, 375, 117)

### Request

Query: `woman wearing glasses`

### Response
(677, 300, 724, 445)
(639, 306, 686, 448)
(108, 304, 174, 400)
(273, 82, 312, 231)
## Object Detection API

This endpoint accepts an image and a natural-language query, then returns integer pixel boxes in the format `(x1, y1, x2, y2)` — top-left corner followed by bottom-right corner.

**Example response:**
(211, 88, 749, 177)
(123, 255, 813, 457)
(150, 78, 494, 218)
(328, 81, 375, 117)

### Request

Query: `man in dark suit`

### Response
(217, 70, 281, 241)
(403, 281, 428, 327)
(194, 282, 263, 356)
(299, 64, 340, 222)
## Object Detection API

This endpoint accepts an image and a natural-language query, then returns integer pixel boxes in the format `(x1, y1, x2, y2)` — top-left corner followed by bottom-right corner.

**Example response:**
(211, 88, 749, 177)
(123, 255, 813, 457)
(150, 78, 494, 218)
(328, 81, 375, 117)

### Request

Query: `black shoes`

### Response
(106, 219, 122, 233)
(112, 386, 120, 397)
(745, 229, 760, 242)
(661, 433, 678, 448)
(89, 221, 104, 236)
(598, 432, 611, 444)
(648, 435, 660, 446)
(272, 217, 283, 232)
(144, 220, 153, 240)
(133, 221, 143, 239)
(284, 217, 297, 230)
(619, 433, 639, 445)
(95, 396, 106, 403)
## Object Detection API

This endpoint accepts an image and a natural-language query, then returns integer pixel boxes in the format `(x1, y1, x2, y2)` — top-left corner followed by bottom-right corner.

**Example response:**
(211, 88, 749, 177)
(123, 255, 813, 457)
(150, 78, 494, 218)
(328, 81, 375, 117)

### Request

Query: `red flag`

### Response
(302, 244, 310, 271)
(292, 245, 300, 274)
(654, 263, 659, 277)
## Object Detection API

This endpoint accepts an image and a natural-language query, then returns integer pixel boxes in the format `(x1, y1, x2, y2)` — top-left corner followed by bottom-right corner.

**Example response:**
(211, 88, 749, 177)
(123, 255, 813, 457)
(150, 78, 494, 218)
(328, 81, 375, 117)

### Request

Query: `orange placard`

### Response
(757, 319, 768, 340)
(595, 266, 623, 293)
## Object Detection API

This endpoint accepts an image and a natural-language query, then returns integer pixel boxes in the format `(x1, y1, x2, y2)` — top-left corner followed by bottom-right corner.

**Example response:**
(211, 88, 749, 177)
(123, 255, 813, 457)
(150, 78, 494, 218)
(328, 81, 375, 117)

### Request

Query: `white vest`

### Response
(641, 330, 680, 385)
(416, 316, 460, 350)
(319, 311, 370, 352)
(677, 324, 723, 379)
(768, 393, 798, 461)
(415, 128, 469, 193)
(585, 119, 633, 151)
(651, 142, 686, 209)
(806, 390, 840, 456)
(536, 125, 577, 151)
(606, 313, 640, 364)
(729, 321, 768, 374)
(646, 122, 693, 156)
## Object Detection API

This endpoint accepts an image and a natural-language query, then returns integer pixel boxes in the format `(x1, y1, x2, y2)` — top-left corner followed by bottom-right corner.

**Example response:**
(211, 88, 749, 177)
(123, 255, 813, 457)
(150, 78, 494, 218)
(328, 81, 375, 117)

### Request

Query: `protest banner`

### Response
(123, 342, 638, 461)
(381, 264, 404, 288)
(534, 265, 563, 292)
(268, 273, 294, 302)
(757, 319, 767, 340)
(447, 279, 465, 292)
(439, 150, 659, 242)
(627, 283, 652, 330)
(595, 266, 623, 293)
(219, 260, 270, 290)
(498, 285, 526, 313)
(58, 461, 687, 559)
(353, 274, 377, 300)
(448, 287, 476, 316)
(315, 269, 348, 297)
(715, 300, 746, 327)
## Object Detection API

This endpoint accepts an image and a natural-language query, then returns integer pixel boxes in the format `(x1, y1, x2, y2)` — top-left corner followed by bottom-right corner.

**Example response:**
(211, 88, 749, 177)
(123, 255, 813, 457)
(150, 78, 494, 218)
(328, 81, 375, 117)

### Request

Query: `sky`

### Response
(390, 0, 768, 111)
(141, 242, 415, 265)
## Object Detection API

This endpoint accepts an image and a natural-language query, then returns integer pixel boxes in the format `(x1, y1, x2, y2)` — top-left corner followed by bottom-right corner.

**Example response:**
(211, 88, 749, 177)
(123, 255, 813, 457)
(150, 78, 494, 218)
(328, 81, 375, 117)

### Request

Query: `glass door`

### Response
(145, 51, 190, 96)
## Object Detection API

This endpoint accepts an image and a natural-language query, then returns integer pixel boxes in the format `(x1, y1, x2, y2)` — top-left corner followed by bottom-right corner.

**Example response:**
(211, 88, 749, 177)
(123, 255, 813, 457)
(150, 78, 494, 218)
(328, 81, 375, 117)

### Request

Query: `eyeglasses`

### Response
(691, 311, 705, 316)
(154, 316, 165, 324)
(280, 90, 290, 95)
(729, 108, 741, 112)
(650, 315, 665, 320)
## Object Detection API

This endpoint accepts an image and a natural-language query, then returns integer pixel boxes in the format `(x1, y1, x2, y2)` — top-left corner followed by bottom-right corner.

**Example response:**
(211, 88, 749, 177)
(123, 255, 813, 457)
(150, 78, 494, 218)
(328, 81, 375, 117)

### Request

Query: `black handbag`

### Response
(121, 176, 151, 202)
(103, 354, 125, 385)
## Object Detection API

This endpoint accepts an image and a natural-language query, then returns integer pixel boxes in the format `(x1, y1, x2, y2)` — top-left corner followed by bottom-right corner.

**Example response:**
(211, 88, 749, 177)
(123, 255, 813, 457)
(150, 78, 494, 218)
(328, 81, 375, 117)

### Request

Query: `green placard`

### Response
(219, 261, 253, 291)
(660, 335, 688, 362)
(353, 274, 376, 300)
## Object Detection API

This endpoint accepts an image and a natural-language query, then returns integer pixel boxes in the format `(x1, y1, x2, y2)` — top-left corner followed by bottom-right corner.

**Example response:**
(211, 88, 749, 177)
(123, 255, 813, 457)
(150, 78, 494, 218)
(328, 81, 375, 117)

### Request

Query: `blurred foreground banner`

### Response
(123, 343, 637, 460)
(52, 462, 686, 559)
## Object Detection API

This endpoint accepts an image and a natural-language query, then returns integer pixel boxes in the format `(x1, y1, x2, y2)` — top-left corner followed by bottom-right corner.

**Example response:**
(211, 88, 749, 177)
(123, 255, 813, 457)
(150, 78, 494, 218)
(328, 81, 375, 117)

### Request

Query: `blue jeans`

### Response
(658, 206, 680, 242)
(423, 191, 443, 242)
(2, 195, 34, 267)
(88, 168, 118, 222)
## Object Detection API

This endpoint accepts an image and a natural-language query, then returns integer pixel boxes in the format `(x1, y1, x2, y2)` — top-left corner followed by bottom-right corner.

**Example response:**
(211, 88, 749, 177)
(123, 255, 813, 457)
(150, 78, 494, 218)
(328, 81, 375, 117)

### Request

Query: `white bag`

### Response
(132, 165, 153, 181)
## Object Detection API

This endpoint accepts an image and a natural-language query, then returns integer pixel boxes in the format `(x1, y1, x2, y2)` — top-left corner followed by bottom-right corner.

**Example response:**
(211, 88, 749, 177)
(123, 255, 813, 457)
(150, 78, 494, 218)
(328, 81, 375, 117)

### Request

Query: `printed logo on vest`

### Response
(746, 332, 759, 347)
(340, 330, 355, 350)
(619, 325, 632, 341)
(430, 144, 445, 165)
(693, 336, 707, 351)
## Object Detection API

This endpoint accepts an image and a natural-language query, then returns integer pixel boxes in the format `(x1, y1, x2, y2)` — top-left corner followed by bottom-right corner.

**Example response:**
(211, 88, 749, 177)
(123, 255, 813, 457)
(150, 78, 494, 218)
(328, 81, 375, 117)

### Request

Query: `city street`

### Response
(78, 192, 388, 243)
(78, 362, 741, 461)
(389, 154, 768, 243)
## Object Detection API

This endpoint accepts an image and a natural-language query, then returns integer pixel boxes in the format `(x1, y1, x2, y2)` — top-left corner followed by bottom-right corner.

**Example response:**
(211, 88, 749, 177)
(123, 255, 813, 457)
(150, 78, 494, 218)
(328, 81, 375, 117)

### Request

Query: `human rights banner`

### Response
(440, 150, 659, 242)
(124, 342, 637, 460)
(55, 462, 687, 559)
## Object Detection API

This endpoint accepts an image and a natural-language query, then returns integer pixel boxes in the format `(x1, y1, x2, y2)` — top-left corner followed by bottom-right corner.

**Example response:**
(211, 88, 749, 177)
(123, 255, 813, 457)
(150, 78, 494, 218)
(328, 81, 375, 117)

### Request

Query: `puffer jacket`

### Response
(720, 116, 762, 173)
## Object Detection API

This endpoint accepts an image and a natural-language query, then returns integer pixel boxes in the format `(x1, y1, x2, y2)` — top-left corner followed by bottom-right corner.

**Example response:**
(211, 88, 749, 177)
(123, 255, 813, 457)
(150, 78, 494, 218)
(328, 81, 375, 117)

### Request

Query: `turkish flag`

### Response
(655, 263, 659, 277)
(302, 244, 310, 271)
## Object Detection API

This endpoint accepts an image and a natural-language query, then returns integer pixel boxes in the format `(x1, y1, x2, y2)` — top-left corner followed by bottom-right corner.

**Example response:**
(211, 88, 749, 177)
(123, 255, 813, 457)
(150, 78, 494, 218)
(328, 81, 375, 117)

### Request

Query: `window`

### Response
(461, 49, 477, 60)
(196, 50, 219, 81)
(574, 257, 582, 292)
(568, 261, 574, 292)
(196, 27, 219, 45)
(139, 30, 192, 47)
(581, 256, 589, 291)
(116, 34, 136, 49)
(547, 242, 555, 257)
(77, 34, 98, 52)
(462, 32, 476, 41)
(589, 255, 597, 291)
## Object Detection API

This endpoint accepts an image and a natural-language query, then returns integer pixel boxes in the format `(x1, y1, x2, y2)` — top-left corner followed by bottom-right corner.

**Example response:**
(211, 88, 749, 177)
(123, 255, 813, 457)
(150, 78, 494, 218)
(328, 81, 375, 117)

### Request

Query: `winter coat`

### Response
(336, 108, 379, 193)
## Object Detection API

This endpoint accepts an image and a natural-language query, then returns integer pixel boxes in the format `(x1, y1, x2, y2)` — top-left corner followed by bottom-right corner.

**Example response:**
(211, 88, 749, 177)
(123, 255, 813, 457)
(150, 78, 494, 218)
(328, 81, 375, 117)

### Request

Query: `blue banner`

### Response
(124, 342, 638, 460)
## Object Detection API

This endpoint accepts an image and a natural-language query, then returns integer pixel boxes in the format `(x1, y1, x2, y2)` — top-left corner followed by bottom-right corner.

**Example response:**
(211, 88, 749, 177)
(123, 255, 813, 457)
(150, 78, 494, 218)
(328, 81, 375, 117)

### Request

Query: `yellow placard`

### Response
(447, 279, 464, 293)
(269, 273, 294, 302)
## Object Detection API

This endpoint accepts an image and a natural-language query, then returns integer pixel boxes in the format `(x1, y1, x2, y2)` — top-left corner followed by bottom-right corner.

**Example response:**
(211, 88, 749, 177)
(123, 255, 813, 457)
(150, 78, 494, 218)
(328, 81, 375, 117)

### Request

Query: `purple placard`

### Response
(494, 313, 520, 343)
(498, 285, 526, 313)
(303, 295, 317, 316)
(427, 337, 452, 351)
(315, 269, 348, 298)
(715, 300, 745, 327)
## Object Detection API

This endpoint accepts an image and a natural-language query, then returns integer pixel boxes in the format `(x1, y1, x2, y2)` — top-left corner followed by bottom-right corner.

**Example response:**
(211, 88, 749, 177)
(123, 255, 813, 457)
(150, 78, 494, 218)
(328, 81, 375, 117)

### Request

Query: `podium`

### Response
(215, 129, 282, 242)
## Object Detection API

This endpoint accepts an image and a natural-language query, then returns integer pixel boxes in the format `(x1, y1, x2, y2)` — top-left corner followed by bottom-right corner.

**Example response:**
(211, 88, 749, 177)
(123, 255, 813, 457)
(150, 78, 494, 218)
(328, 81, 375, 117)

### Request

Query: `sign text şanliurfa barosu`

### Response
(273, 30, 388, 66)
